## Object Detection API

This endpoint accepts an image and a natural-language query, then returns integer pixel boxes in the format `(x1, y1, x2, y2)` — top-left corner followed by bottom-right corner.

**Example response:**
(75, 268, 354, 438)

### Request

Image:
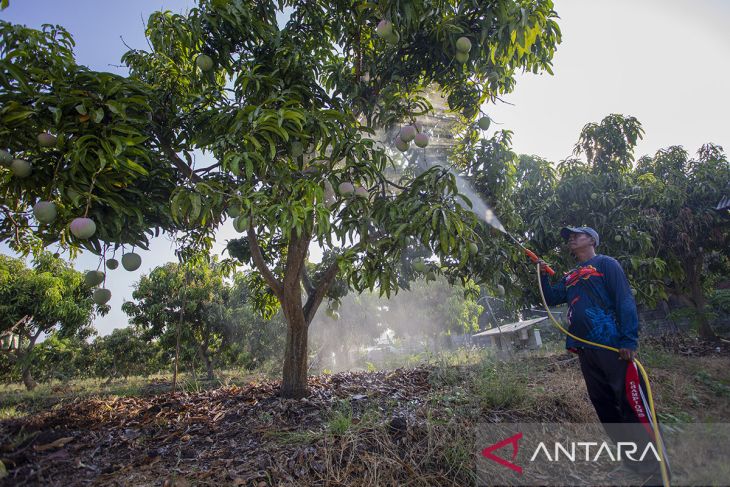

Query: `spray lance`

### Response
(479, 207, 671, 487)
(483, 207, 556, 276)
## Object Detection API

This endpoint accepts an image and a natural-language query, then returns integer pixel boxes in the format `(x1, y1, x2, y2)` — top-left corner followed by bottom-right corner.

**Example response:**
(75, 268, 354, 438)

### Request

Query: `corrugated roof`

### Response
(472, 317, 547, 337)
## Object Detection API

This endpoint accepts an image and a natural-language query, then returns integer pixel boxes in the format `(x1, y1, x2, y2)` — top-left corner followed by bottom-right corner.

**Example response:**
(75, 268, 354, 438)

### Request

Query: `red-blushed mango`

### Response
(414, 133, 429, 148)
(376, 20, 393, 38)
(338, 182, 355, 196)
(70, 217, 96, 239)
(399, 125, 416, 142)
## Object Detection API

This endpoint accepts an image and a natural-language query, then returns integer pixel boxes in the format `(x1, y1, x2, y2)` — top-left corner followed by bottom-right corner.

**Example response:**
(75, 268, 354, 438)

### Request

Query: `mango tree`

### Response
(91, 327, 162, 381)
(505, 115, 728, 340)
(635, 144, 729, 340)
(122, 259, 232, 380)
(507, 116, 669, 308)
(0, 253, 99, 390)
(0, 1, 561, 397)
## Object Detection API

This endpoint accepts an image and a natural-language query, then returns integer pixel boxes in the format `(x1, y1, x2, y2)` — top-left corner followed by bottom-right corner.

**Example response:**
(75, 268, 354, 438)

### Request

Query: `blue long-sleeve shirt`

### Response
(540, 254, 639, 351)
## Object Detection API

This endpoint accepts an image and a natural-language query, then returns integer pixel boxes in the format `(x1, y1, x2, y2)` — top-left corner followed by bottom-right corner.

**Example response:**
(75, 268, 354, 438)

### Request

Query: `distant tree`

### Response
(308, 288, 387, 369)
(91, 327, 161, 380)
(0, 252, 99, 389)
(122, 259, 232, 380)
(31, 332, 94, 382)
(224, 272, 287, 369)
(635, 144, 729, 340)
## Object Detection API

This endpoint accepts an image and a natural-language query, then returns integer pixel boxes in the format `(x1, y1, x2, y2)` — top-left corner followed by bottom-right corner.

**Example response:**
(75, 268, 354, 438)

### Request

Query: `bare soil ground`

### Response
(1, 334, 728, 486)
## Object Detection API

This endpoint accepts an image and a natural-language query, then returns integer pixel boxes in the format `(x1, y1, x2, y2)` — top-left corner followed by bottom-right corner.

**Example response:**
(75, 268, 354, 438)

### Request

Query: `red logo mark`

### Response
(565, 265, 604, 287)
(481, 432, 523, 474)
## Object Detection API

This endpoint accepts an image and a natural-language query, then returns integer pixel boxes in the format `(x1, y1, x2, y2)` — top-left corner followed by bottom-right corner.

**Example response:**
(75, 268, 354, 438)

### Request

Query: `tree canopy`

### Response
(122, 259, 232, 380)
(0, 252, 99, 388)
(1, 0, 562, 397)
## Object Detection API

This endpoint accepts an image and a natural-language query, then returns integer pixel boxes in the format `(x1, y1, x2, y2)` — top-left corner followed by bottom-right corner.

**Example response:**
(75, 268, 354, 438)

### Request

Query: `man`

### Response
(539, 226, 668, 482)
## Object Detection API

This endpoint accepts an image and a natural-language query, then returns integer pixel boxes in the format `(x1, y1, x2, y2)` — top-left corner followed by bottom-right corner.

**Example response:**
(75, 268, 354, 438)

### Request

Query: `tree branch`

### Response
(283, 233, 311, 293)
(384, 178, 408, 191)
(0, 205, 22, 246)
(301, 229, 391, 324)
(301, 267, 315, 296)
(5, 315, 32, 335)
(155, 128, 202, 183)
(193, 162, 222, 174)
(247, 226, 284, 299)
(304, 259, 341, 325)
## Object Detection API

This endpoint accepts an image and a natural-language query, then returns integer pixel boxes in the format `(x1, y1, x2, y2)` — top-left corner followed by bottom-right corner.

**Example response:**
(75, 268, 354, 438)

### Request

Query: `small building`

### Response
(472, 317, 546, 352)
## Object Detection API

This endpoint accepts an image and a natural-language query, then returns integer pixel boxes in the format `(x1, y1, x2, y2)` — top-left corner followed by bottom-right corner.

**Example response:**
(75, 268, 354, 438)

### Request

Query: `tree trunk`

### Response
(281, 301, 310, 399)
(22, 365, 37, 391)
(198, 345, 214, 381)
(686, 256, 718, 341)
(247, 230, 338, 398)
(19, 329, 41, 391)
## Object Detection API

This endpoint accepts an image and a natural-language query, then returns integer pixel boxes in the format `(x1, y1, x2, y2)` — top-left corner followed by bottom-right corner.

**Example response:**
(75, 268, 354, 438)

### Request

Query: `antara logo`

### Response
(481, 433, 661, 474)
(481, 432, 523, 474)
(529, 441, 660, 463)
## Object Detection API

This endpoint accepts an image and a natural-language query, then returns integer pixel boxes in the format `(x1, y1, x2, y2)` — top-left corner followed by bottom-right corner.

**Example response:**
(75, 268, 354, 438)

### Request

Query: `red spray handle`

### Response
(524, 249, 555, 276)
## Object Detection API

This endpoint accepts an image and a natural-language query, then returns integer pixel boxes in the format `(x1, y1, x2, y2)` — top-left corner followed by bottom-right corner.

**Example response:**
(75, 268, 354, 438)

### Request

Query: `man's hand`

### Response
(537, 259, 552, 275)
(618, 348, 636, 361)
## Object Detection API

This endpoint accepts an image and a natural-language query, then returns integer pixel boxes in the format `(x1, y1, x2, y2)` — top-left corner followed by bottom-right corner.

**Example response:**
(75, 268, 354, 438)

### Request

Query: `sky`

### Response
(2, 0, 729, 336)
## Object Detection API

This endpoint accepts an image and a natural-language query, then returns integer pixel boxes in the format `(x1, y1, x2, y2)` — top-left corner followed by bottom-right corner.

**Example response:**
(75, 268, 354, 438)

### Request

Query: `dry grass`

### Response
(2, 340, 728, 486)
(297, 345, 729, 486)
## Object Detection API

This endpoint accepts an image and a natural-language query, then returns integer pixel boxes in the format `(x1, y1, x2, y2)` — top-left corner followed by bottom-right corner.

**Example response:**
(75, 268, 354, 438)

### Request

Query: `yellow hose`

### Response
(535, 263, 670, 487)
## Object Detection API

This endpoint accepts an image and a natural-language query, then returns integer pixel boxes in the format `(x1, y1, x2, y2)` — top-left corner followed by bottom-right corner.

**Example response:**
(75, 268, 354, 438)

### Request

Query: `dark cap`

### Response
(561, 226, 600, 247)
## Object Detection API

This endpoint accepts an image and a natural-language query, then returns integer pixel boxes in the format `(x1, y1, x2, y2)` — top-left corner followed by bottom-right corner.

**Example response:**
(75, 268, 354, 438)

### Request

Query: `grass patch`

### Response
(0, 405, 24, 420)
(325, 400, 384, 437)
(657, 410, 694, 423)
(472, 360, 531, 410)
(639, 346, 685, 369)
(264, 429, 323, 445)
(694, 370, 730, 398)
(327, 401, 355, 436)
(441, 432, 476, 481)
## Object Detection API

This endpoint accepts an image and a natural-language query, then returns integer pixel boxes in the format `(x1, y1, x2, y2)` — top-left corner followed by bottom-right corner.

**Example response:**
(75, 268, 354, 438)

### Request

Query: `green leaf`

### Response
(189, 193, 202, 221)
(2, 109, 33, 123)
(121, 158, 149, 176)
(93, 108, 104, 123)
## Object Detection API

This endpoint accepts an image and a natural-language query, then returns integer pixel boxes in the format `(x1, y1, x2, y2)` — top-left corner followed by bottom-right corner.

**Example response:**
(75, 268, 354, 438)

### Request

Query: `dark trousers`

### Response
(577, 348, 669, 478)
